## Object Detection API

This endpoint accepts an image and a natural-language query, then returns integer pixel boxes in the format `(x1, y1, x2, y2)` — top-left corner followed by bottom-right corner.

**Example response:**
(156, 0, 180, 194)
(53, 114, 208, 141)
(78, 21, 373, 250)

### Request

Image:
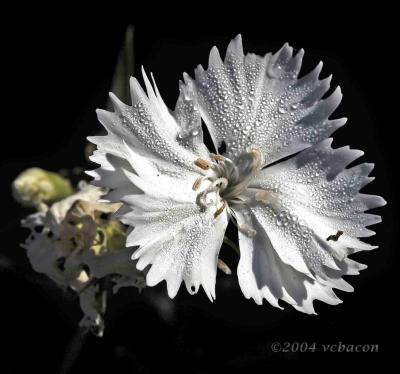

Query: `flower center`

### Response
(193, 149, 263, 217)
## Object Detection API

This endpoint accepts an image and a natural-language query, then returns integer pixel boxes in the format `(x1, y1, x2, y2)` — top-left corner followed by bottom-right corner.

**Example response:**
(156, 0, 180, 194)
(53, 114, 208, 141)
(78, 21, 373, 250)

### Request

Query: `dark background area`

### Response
(1, 9, 398, 372)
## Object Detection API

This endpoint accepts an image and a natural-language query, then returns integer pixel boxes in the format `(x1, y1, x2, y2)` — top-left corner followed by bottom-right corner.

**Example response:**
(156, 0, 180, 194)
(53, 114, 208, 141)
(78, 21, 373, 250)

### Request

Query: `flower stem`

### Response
(58, 327, 89, 374)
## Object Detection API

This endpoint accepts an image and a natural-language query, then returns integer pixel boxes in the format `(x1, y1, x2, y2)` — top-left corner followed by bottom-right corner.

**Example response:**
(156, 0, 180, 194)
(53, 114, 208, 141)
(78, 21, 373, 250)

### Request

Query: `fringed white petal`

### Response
(120, 141, 199, 203)
(233, 139, 385, 313)
(88, 69, 211, 203)
(125, 200, 228, 300)
(250, 138, 386, 255)
(174, 77, 210, 159)
(88, 69, 229, 300)
(235, 208, 358, 314)
(140, 209, 227, 301)
(183, 34, 345, 165)
(115, 143, 228, 300)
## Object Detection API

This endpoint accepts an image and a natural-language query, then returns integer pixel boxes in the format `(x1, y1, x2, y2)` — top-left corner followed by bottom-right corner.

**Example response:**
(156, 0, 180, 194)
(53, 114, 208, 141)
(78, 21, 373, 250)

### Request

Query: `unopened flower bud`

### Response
(12, 168, 73, 208)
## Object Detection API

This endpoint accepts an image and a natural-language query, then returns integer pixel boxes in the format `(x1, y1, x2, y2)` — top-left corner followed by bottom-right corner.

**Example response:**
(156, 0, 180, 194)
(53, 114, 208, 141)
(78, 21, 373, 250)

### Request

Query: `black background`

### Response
(1, 8, 398, 372)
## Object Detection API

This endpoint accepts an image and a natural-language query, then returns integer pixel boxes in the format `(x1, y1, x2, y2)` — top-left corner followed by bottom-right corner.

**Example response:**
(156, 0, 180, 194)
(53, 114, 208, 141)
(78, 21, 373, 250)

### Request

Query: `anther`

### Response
(217, 259, 232, 275)
(249, 148, 263, 169)
(194, 158, 210, 170)
(192, 177, 203, 191)
(239, 224, 257, 237)
(255, 190, 271, 204)
(214, 202, 226, 218)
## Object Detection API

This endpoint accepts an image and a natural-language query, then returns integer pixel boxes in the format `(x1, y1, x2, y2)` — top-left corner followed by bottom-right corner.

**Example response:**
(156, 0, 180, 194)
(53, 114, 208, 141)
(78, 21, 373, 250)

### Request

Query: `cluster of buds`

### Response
(14, 169, 145, 336)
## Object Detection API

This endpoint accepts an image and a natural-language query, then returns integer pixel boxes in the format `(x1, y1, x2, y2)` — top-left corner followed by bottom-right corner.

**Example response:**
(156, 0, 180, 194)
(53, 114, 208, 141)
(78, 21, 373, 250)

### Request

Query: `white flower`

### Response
(88, 35, 386, 314)
(21, 182, 145, 334)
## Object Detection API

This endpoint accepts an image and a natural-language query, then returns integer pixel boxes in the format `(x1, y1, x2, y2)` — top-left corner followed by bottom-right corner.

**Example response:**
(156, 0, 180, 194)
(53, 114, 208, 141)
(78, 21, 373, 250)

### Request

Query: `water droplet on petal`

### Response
(278, 107, 287, 114)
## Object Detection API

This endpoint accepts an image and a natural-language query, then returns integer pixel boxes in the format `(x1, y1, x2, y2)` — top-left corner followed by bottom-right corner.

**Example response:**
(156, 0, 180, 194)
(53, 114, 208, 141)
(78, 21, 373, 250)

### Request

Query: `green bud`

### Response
(12, 168, 74, 208)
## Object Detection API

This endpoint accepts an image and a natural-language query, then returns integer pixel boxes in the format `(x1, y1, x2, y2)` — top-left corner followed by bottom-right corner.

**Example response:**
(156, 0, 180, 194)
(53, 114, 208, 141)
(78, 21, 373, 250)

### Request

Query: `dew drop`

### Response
(278, 107, 287, 114)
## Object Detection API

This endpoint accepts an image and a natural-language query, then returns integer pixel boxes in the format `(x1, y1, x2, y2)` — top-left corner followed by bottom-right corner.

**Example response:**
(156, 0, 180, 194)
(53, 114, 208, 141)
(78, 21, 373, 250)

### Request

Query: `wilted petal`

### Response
(21, 226, 67, 286)
(46, 182, 105, 234)
(81, 247, 146, 293)
(79, 284, 105, 337)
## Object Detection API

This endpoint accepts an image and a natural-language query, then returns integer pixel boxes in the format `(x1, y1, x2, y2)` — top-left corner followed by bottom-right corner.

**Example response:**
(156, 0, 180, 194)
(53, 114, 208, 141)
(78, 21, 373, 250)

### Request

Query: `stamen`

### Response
(239, 223, 257, 237)
(255, 190, 271, 204)
(194, 149, 266, 218)
(214, 202, 226, 218)
(210, 153, 225, 162)
(192, 177, 203, 191)
(194, 158, 210, 170)
(217, 258, 232, 275)
(248, 149, 263, 169)
(227, 196, 248, 205)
